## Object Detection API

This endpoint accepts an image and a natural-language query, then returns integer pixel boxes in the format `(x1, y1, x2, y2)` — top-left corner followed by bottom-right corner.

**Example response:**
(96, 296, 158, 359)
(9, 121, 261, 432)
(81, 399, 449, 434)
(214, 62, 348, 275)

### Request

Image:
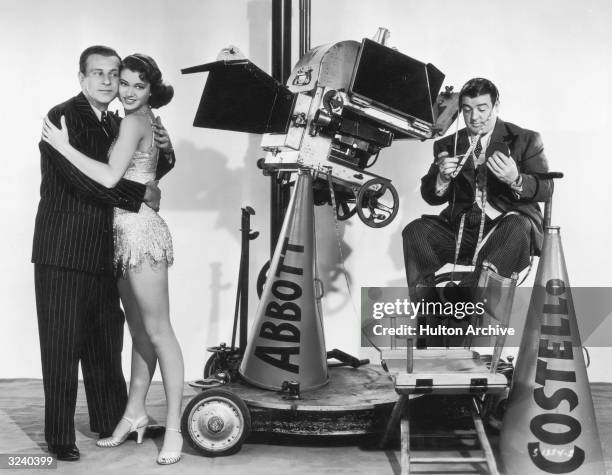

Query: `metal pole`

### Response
(270, 0, 293, 256)
(239, 208, 250, 352)
(272, 0, 292, 83)
(299, 0, 311, 58)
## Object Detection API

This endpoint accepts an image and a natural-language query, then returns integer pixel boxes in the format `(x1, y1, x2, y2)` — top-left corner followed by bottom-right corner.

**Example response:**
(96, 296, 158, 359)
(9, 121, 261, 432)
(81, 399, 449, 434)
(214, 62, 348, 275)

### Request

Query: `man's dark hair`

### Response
(79, 45, 121, 74)
(459, 78, 499, 105)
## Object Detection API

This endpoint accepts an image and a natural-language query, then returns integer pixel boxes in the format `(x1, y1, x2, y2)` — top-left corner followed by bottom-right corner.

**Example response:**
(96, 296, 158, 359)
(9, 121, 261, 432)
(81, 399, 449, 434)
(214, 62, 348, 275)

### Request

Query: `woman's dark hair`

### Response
(459, 77, 499, 105)
(121, 54, 174, 108)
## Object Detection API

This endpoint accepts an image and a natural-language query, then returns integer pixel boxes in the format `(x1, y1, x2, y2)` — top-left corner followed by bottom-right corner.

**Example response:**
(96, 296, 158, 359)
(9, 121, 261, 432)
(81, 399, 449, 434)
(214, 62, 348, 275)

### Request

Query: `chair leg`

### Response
(401, 412, 410, 475)
(472, 398, 500, 475)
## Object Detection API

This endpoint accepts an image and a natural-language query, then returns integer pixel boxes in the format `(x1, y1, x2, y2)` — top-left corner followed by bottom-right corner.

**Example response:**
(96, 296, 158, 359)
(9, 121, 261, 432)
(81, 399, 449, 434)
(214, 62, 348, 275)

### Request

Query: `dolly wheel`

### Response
(181, 388, 251, 457)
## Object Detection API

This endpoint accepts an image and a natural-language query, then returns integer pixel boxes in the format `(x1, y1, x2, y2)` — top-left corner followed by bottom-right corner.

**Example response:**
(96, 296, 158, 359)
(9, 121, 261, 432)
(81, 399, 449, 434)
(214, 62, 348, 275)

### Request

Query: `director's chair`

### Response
(380, 263, 517, 475)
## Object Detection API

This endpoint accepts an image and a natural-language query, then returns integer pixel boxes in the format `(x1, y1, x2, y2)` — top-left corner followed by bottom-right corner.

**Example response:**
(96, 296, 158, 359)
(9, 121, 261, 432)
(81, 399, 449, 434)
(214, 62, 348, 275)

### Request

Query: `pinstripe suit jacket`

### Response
(32, 92, 173, 275)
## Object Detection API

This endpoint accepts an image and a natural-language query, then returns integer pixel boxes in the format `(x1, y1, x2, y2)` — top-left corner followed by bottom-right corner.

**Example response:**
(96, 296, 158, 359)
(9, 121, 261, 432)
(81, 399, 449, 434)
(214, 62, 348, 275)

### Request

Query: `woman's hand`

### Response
(42, 115, 70, 154)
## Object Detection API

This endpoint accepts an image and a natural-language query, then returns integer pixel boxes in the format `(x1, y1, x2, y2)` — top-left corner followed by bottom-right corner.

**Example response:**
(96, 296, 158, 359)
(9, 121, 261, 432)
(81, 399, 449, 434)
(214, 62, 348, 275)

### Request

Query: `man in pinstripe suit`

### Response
(402, 78, 552, 298)
(32, 46, 176, 461)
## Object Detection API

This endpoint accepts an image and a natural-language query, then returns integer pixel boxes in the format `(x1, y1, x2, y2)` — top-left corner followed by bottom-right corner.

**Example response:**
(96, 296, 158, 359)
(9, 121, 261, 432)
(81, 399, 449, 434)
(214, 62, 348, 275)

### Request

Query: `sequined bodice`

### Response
(110, 114, 158, 184)
(114, 118, 158, 217)
(123, 144, 158, 184)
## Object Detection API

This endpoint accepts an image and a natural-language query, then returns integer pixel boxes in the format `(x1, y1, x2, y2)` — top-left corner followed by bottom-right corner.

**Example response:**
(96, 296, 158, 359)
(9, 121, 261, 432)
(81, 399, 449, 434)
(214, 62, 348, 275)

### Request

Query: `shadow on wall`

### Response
(381, 140, 443, 287)
(159, 139, 269, 231)
(314, 205, 353, 315)
(208, 261, 233, 347)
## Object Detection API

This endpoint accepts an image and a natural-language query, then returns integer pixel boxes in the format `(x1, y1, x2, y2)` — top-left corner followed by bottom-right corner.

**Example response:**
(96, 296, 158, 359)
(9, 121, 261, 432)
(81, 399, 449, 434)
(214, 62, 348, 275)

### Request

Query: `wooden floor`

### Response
(1, 379, 610, 474)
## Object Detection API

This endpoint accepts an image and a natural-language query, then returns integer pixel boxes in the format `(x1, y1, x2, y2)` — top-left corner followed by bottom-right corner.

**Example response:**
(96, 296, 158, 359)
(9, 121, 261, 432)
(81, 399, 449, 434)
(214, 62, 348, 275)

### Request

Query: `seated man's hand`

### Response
(436, 151, 460, 182)
(144, 180, 161, 211)
(486, 151, 519, 185)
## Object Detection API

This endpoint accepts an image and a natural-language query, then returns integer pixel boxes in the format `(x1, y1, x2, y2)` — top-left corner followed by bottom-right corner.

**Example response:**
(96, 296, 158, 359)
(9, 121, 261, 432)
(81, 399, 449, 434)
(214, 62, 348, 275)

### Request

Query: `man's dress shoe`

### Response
(48, 443, 80, 461)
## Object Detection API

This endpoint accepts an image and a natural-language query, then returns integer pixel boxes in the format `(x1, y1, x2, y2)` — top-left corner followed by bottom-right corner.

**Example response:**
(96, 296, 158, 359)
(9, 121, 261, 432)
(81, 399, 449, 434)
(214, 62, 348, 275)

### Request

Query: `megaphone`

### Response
(500, 225, 605, 474)
(239, 170, 328, 391)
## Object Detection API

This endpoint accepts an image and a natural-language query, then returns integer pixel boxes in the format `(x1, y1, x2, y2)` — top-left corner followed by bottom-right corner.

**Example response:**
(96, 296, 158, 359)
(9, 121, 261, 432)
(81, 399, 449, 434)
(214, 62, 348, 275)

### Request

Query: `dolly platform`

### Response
(182, 365, 397, 455)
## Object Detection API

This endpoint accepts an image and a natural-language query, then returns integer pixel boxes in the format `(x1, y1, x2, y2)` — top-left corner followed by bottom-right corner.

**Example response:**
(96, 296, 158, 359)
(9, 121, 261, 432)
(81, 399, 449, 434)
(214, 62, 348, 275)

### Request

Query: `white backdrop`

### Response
(1, 0, 611, 381)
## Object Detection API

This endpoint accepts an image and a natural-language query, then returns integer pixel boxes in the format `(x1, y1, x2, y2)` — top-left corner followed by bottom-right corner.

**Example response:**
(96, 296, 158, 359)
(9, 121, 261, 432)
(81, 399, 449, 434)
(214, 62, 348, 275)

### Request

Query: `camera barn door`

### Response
(182, 59, 296, 135)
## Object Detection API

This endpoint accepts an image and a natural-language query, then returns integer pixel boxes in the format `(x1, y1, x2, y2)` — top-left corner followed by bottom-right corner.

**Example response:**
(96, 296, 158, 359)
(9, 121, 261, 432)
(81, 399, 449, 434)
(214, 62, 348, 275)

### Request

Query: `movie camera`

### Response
(183, 35, 459, 227)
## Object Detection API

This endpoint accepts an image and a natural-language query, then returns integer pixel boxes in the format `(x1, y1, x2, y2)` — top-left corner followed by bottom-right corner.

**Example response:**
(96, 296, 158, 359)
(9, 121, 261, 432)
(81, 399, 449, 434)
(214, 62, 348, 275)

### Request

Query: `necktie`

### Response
(473, 137, 483, 162)
(100, 111, 113, 137)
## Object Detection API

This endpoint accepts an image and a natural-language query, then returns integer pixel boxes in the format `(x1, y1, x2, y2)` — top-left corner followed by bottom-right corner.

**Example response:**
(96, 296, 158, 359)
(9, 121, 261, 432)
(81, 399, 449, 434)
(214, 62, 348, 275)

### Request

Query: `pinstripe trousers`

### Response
(34, 264, 128, 445)
(402, 205, 532, 289)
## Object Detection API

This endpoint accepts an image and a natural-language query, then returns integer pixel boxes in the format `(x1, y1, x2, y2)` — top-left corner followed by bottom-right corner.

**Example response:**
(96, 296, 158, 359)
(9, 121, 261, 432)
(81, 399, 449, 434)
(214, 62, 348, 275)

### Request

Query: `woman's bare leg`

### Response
(118, 277, 157, 420)
(125, 263, 184, 453)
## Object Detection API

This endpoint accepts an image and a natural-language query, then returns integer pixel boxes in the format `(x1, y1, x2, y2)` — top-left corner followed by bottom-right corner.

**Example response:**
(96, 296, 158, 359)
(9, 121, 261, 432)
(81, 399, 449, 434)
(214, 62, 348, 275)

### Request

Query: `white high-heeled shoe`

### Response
(96, 415, 149, 447)
(156, 428, 182, 465)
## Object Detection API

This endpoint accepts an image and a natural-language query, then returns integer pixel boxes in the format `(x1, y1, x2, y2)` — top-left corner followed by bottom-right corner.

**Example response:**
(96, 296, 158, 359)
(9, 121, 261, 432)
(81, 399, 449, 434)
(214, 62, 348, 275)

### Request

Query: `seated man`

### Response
(402, 77, 552, 298)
